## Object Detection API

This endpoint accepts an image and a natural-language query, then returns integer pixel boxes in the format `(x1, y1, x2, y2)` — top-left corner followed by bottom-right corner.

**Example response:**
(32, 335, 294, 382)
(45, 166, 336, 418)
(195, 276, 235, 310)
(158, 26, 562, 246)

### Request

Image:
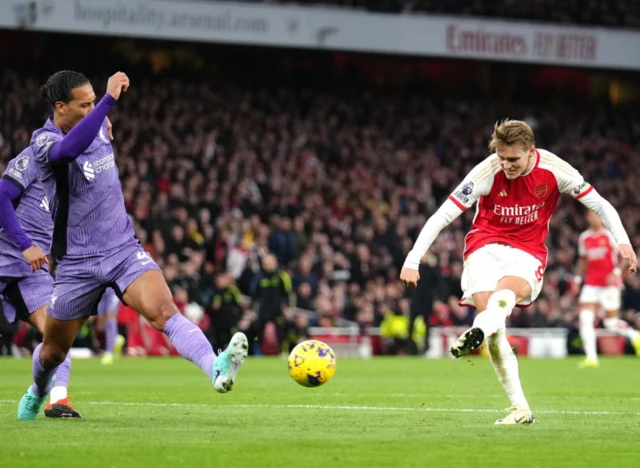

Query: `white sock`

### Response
(579, 310, 598, 362)
(49, 386, 68, 404)
(487, 328, 529, 409)
(472, 290, 516, 338)
(603, 317, 639, 341)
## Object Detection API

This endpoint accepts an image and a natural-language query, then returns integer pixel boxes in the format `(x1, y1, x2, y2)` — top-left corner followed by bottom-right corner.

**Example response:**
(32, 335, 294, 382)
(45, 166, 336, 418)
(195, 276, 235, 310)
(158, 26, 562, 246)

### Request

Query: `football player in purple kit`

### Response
(17, 70, 248, 420)
(0, 148, 81, 419)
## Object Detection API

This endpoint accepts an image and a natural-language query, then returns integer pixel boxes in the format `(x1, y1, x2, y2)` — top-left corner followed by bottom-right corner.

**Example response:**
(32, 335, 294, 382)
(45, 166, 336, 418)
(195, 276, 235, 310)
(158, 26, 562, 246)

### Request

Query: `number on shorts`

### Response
(137, 251, 152, 264)
(535, 265, 544, 282)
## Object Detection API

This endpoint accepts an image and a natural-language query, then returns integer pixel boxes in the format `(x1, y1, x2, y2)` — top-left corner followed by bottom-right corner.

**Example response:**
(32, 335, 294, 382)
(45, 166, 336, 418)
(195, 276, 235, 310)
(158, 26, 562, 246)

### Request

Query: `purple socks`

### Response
(163, 313, 216, 380)
(30, 343, 71, 398)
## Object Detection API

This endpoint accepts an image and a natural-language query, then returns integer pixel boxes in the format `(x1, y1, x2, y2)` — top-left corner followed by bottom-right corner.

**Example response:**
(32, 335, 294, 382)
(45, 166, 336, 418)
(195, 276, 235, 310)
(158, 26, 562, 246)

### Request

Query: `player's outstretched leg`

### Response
(602, 315, 640, 355)
(122, 270, 248, 392)
(212, 332, 249, 393)
(578, 309, 599, 368)
(450, 289, 516, 358)
(487, 329, 534, 425)
(160, 307, 248, 392)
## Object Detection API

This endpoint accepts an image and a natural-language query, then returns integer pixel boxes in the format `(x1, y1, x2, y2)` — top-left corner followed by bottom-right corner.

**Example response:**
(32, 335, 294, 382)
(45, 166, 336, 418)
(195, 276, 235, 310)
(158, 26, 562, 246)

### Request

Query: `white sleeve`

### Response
(578, 189, 631, 245)
(402, 156, 498, 270)
(402, 199, 464, 270)
(448, 155, 498, 210)
(541, 150, 593, 199)
(540, 151, 630, 245)
(605, 230, 619, 257)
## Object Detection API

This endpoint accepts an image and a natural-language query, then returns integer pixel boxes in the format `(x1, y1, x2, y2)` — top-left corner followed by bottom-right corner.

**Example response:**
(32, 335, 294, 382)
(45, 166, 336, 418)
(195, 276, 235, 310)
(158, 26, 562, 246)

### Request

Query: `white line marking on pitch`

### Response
(0, 400, 637, 416)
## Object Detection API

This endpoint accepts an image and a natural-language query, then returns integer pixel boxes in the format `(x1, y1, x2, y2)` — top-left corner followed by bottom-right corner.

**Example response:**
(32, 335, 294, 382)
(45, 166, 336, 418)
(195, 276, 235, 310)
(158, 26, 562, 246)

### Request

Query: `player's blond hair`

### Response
(488, 119, 535, 152)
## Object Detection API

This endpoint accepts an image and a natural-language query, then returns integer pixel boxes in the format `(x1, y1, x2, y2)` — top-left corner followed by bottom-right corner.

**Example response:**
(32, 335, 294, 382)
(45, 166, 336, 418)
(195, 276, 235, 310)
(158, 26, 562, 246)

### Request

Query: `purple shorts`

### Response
(48, 242, 161, 321)
(0, 268, 53, 324)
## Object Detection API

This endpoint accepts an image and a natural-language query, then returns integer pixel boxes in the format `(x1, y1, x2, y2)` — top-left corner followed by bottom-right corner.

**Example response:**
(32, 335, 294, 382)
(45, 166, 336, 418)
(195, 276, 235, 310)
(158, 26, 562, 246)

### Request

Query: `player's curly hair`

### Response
(489, 119, 535, 152)
(40, 70, 90, 107)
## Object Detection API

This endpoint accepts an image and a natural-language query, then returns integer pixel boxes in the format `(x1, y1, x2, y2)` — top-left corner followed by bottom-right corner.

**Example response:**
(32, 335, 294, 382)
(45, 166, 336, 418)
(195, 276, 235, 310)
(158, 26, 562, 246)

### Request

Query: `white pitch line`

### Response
(0, 400, 637, 416)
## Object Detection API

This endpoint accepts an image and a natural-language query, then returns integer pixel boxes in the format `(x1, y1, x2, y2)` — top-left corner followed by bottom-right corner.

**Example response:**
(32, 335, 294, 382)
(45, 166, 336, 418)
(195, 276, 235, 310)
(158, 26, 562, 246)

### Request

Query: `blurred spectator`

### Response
(283, 312, 311, 353)
(210, 273, 244, 350)
(251, 254, 296, 352)
(623, 275, 640, 312)
(407, 253, 447, 354)
(380, 300, 411, 355)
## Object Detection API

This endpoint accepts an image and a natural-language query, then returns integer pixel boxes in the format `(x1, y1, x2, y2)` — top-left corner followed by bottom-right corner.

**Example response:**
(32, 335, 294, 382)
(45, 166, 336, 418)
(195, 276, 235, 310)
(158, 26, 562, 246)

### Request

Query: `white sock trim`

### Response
(49, 386, 68, 404)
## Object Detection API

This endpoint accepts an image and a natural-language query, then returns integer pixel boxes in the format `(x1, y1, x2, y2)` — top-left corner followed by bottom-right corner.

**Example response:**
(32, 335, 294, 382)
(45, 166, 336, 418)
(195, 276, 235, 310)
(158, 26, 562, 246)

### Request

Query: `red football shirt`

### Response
(448, 149, 593, 269)
(578, 229, 617, 286)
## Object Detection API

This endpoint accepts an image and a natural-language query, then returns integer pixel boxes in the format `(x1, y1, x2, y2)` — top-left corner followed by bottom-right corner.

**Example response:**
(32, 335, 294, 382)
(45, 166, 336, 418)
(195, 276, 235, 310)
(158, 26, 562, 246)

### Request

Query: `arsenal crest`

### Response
(534, 184, 548, 198)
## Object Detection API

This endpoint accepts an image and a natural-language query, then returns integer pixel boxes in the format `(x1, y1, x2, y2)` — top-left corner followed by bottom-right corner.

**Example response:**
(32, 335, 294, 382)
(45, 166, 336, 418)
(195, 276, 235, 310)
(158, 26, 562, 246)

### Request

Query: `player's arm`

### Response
(617, 254, 629, 281)
(37, 73, 128, 164)
(554, 157, 637, 273)
(0, 158, 48, 272)
(577, 192, 635, 272)
(571, 232, 587, 294)
(572, 258, 587, 294)
(47, 96, 115, 163)
(0, 179, 32, 250)
(400, 157, 496, 287)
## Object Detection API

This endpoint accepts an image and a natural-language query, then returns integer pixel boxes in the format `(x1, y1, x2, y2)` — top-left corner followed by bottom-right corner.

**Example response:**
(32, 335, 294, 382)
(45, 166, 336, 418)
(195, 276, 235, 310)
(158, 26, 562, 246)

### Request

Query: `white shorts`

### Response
(460, 243, 544, 309)
(579, 285, 621, 311)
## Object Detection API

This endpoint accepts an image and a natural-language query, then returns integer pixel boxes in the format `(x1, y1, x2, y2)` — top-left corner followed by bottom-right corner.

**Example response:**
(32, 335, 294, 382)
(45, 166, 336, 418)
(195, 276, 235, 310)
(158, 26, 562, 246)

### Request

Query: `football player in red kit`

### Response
(573, 211, 640, 368)
(400, 119, 636, 425)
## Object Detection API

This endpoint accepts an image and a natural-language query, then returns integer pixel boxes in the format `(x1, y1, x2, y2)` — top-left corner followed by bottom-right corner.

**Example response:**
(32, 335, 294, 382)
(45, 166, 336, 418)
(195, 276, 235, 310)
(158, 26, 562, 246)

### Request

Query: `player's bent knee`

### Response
(147, 301, 178, 331)
(487, 289, 517, 310)
(39, 344, 67, 368)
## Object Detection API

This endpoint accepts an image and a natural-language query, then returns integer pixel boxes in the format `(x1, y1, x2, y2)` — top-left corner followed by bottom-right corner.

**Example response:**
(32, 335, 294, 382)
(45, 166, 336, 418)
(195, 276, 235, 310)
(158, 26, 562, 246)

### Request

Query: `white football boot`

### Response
(494, 406, 535, 425)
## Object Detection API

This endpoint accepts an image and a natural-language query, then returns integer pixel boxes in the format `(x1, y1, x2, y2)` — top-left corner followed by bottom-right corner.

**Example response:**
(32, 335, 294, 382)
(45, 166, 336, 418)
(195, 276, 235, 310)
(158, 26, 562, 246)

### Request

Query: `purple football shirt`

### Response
(30, 117, 134, 258)
(0, 148, 53, 272)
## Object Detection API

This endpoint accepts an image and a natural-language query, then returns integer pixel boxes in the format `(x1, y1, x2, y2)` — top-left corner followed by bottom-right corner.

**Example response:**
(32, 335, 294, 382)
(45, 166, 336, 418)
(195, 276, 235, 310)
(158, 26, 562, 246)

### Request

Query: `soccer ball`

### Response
(288, 340, 336, 387)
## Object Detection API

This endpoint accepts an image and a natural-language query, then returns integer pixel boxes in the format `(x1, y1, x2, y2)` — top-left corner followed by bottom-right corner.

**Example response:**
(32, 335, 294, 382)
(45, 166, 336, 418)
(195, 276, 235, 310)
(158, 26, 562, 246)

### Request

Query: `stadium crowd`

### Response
(239, 0, 640, 29)
(1, 37, 640, 355)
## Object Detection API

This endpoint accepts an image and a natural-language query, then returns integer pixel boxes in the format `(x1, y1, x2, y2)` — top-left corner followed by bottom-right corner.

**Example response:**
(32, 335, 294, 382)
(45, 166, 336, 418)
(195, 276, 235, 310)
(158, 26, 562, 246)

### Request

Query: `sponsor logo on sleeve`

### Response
(461, 181, 474, 195)
(452, 181, 474, 205)
(15, 154, 29, 171)
(573, 182, 590, 197)
(8, 169, 23, 180)
(36, 134, 49, 147)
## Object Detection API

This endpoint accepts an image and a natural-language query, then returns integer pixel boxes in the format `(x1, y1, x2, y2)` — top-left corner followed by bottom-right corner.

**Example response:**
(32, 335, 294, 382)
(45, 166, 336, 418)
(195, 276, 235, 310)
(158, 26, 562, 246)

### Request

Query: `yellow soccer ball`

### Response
(288, 340, 337, 387)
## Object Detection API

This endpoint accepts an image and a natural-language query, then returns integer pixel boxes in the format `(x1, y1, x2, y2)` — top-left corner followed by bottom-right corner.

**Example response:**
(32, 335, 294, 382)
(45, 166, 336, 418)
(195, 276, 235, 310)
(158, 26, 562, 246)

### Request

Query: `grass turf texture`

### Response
(1, 357, 639, 468)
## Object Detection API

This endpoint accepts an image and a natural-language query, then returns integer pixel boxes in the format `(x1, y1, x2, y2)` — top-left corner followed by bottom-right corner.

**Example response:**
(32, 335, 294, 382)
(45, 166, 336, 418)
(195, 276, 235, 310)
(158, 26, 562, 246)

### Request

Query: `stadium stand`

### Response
(1, 32, 639, 354)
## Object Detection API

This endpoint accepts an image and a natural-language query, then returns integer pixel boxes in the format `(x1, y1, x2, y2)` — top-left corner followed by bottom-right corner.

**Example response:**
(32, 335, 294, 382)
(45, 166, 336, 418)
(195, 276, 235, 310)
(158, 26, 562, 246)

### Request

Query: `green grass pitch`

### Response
(1, 356, 639, 467)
